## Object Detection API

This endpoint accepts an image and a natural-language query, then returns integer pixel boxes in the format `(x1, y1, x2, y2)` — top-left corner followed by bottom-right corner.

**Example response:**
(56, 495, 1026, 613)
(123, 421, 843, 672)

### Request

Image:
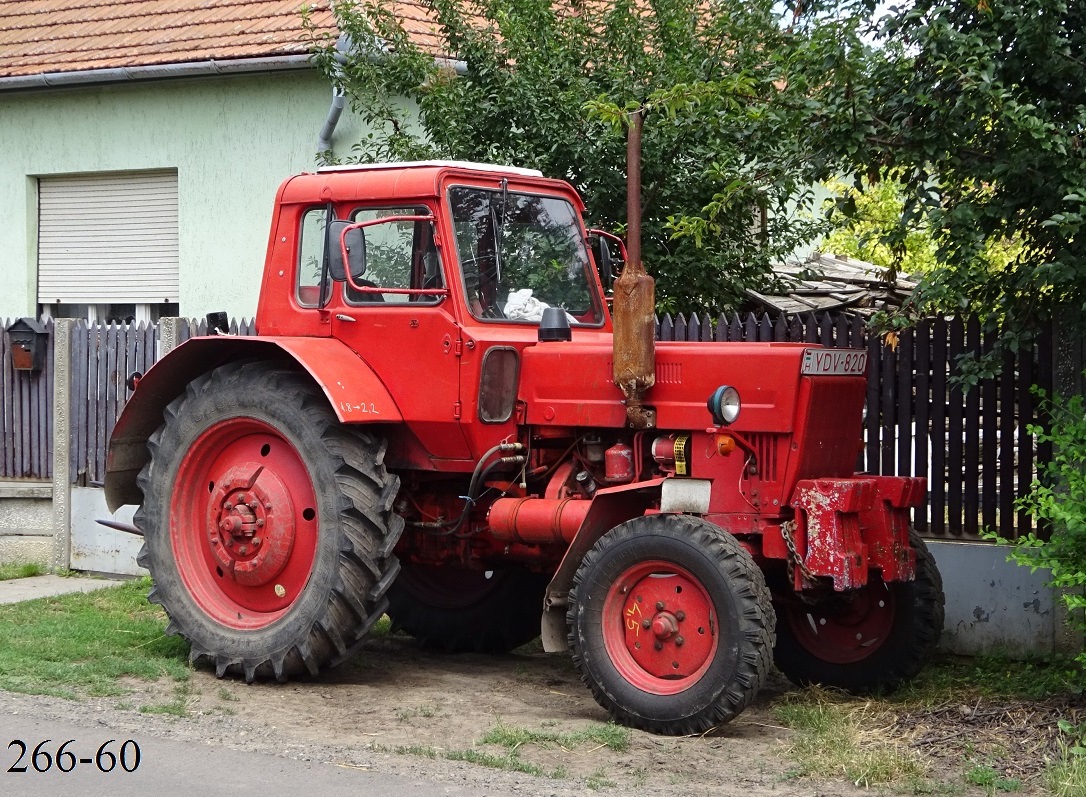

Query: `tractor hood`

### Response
(519, 341, 814, 432)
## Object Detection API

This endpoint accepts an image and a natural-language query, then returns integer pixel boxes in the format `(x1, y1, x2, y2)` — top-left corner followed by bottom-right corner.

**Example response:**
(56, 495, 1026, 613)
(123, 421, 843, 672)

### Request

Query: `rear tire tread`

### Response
(135, 361, 403, 683)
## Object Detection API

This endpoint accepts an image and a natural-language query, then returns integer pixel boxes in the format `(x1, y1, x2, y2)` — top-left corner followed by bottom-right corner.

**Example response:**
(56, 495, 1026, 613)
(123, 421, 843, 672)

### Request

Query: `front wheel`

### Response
(773, 529, 944, 693)
(568, 515, 775, 735)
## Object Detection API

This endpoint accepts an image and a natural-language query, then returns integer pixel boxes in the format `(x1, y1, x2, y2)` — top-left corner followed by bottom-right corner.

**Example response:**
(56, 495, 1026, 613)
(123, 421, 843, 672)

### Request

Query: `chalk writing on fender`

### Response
(801, 348, 868, 376)
(339, 402, 380, 415)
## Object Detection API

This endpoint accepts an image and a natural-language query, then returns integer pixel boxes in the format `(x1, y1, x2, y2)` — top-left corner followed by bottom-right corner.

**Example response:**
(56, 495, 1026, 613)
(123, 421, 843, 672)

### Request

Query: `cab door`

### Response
(328, 207, 471, 462)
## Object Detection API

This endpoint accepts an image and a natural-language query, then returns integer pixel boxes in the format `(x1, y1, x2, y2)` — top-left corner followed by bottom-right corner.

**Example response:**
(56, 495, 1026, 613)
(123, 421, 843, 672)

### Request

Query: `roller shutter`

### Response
(37, 171, 179, 304)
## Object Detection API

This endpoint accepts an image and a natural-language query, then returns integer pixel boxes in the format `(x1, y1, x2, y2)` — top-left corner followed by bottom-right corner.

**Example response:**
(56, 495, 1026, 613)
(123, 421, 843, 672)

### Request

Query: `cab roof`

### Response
(280, 161, 580, 209)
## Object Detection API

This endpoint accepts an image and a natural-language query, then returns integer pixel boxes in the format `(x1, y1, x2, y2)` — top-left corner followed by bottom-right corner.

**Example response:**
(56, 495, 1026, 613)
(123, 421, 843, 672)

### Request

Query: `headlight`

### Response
(707, 385, 741, 426)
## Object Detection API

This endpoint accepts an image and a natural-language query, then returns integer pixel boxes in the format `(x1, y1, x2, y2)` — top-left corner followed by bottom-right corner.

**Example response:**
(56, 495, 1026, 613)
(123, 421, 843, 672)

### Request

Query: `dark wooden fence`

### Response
(0, 318, 54, 480)
(655, 312, 1054, 539)
(69, 321, 159, 487)
(1, 313, 1055, 541)
(177, 317, 257, 341)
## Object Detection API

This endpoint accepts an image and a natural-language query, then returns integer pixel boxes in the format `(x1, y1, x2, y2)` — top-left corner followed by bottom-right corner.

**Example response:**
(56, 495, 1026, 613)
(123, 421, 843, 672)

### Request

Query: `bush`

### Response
(996, 387, 1086, 676)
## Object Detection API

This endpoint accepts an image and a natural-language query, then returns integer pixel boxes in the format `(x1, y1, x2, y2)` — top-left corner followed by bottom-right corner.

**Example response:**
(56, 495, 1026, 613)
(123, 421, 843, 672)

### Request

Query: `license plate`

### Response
(801, 348, 868, 376)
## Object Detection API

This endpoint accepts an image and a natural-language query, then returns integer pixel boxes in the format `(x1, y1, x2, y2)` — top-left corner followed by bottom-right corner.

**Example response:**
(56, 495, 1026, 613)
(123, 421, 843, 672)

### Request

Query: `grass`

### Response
(382, 721, 625, 782)
(773, 654, 1086, 795)
(445, 748, 548, 776)
(773, 691, 927, 787)
(481, 720, 631, 753)
(585, 767, 617, 790)
(1046, 750, 1086, 797)
(965, 763, 1022, 794)
(369, 614, 392, 638)
(898, 652, 1084, 703)
(139, 681, 194, 717)
(0, 561, 45, 581)
(0, 576, 189, 698)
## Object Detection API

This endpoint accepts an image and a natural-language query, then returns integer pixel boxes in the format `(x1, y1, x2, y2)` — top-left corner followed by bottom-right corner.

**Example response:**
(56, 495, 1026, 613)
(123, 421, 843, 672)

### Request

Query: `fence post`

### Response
(50, 318, 72, 572)
(158, 316, 186, 358)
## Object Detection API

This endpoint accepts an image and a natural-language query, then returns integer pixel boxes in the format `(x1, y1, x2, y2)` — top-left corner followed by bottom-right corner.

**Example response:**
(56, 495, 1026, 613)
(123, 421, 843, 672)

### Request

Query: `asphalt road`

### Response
(0, 712, 513, 797)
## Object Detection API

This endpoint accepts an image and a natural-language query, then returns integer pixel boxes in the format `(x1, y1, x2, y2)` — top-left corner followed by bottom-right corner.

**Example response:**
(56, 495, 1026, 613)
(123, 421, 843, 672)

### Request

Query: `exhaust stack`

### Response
(611, 110, 656, 429)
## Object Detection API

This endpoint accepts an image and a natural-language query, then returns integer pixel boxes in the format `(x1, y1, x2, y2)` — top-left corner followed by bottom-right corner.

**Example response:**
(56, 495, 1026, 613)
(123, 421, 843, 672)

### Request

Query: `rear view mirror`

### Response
(589, 232, 622, 291)
(327, 220, 367, 281)
(594, 236, 613, 289)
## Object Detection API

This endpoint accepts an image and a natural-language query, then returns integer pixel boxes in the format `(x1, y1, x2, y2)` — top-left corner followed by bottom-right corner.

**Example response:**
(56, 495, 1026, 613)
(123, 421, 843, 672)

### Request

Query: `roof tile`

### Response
(0, 0, 443, 78)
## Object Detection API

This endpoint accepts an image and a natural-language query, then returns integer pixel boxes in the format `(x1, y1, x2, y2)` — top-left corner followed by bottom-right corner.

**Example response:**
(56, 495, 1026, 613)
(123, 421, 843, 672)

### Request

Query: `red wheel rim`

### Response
(170, 417, 319, 630)
(601, 560, 719, 696)
(784, 579, 895, 664)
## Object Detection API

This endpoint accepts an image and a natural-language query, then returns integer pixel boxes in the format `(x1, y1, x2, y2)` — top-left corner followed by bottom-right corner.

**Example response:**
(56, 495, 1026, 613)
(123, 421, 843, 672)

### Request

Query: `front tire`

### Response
(568, 515, 775, 735)
(773, 529, 944, 693)
(135, 361, 404, 681)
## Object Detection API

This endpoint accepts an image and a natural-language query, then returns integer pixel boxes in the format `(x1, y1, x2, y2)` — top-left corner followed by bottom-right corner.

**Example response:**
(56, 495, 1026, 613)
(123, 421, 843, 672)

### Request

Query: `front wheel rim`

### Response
(601, 560, 719, 696)
(170, 417, 320, 630)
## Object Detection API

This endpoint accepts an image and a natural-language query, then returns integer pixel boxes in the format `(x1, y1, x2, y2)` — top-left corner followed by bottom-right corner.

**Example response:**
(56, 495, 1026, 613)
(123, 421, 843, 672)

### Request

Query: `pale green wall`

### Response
(0, 70, 389, 320)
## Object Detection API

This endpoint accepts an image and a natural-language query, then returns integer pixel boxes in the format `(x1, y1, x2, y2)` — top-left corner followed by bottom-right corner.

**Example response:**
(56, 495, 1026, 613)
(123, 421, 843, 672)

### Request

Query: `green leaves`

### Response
(312, 0, 857, 313)
(810, 0, 1086, 350)
(997, 386, 1086, 672)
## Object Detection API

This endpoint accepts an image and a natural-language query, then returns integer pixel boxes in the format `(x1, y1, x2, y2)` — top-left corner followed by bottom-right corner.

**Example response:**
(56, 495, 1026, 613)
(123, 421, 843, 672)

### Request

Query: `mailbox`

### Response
(7, 318, 48, 371)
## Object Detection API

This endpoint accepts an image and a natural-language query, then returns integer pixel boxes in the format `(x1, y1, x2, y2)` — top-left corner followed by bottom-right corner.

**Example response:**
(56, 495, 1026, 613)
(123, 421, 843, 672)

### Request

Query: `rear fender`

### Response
(540, 478, 664, 652)
(105, 336, 401, 511)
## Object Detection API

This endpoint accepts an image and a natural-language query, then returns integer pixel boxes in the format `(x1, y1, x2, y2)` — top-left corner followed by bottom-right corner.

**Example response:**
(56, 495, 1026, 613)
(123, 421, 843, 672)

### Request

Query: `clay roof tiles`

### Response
(0, 0, 444, 78)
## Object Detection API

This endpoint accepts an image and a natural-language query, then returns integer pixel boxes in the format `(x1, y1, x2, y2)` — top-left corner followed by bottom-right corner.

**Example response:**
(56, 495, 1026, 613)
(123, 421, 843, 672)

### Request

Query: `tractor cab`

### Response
(256, 161, 619, 465)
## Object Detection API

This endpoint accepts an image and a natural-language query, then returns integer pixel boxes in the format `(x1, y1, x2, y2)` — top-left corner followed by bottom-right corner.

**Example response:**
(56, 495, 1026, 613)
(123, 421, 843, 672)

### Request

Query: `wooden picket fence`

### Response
(0, 313, 1056, 540)
(654, 311, 1054, 538)
(0, 318, 54, 480)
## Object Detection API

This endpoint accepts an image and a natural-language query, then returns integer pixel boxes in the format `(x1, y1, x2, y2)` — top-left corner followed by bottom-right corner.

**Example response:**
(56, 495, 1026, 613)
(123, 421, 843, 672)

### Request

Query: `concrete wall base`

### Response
(928, 540, 1083, 658)
(0, 481, 53, 567)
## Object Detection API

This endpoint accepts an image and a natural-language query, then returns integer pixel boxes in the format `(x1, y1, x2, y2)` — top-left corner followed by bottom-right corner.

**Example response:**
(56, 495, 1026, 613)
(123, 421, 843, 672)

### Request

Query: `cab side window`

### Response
(296, 207, 328, 308)
(346, 206, 444, 305)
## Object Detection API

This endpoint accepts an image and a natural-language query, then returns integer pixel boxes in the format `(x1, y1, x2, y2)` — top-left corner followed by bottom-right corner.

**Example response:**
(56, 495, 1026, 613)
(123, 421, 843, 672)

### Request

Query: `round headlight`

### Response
(707, 385, 741, 426)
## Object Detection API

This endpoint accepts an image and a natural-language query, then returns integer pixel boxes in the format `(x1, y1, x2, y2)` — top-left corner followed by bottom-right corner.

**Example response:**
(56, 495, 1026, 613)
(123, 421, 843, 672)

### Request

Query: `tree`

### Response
(803, 0, 1086, 370)
(802, 0, 1086, 681)
(307, 0, 844, 314)
(821, 174, 938, 276)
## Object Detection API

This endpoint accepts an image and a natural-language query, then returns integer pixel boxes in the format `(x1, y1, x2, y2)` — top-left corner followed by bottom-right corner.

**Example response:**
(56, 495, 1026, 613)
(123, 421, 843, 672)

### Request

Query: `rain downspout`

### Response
(317, 87, 345, 153)
(314, 36, 468, 157)
(316, 34, 353, 155)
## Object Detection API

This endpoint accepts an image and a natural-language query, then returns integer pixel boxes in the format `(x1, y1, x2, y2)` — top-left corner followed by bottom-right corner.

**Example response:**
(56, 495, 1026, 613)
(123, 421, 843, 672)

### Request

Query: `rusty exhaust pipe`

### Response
(611, 109, 656, 429)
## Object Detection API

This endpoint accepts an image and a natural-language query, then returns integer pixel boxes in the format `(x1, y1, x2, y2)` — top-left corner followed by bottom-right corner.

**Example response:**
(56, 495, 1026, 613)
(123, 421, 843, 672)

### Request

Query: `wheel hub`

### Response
(651, 611, 679, 640)
(207, 465, 295, 587)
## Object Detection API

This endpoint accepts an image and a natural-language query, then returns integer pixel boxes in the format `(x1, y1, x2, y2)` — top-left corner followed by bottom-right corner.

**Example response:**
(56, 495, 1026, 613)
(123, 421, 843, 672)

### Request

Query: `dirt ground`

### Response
(0, 633, 1070, 796)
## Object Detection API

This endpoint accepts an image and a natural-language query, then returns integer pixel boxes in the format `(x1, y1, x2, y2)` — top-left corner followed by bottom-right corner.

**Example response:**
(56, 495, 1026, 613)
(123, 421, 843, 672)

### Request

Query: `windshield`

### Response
(448, 186, 602, 324)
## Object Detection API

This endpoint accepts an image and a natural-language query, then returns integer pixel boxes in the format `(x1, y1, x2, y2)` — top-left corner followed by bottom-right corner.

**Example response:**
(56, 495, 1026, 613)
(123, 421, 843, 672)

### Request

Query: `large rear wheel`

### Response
(387, 565, 548, 652)
(568, 515, 775, 735)
(135, 361, 403, 681)
(773, 529, 944, 693)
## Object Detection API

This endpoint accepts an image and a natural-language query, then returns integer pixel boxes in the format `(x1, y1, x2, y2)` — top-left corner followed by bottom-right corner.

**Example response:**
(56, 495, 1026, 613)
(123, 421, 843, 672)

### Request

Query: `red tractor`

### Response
(105, 161, 943, 735)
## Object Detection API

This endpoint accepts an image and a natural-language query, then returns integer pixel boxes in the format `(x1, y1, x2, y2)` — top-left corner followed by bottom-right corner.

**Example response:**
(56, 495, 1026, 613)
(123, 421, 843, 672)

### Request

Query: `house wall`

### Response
(0, 69, 400, 320)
